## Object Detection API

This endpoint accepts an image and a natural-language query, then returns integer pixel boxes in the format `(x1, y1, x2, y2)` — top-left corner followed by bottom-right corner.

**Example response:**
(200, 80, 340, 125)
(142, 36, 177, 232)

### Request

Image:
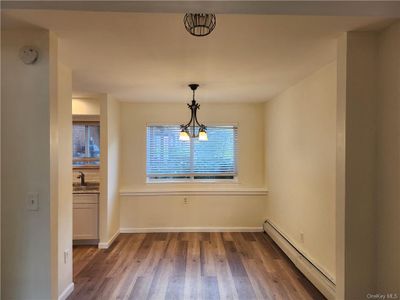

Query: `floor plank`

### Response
(69, 232, 326, 300)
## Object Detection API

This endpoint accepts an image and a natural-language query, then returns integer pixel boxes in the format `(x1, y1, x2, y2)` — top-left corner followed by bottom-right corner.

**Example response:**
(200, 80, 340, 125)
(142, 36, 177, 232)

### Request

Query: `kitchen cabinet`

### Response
(73, 193, 99, 241)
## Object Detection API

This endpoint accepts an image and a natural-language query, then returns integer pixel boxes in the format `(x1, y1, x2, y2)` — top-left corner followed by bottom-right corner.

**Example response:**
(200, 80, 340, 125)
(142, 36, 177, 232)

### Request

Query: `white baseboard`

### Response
(264, 220, 336, 300)
(58, 282, 74, 300)
(120, 226, 263, 233)
(98, 229, 120, 249)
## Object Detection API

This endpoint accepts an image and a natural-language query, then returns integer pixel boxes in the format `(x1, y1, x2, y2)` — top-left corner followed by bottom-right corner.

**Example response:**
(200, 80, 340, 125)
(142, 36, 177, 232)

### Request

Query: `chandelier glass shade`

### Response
(179, 84, 208, 141)
(183, 13, 216, 37)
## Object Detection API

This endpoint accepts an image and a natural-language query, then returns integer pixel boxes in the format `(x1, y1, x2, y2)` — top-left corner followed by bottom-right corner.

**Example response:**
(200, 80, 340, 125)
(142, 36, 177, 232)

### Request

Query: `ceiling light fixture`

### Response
(183, 13, 216, 37)
(179, 84, 208, 141)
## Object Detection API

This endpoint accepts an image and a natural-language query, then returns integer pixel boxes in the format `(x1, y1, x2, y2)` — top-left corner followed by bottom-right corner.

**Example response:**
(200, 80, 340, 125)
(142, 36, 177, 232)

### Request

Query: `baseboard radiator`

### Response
(263, 220, 336, 299)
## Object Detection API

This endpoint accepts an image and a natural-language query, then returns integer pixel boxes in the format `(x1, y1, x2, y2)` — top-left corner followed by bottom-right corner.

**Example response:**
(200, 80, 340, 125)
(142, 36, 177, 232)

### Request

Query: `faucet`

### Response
(77, 171, 86, 186)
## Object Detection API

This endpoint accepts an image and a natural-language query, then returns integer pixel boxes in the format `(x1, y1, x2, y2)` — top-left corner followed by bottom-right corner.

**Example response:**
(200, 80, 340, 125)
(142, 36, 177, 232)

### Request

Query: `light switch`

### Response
(26, 192, 39, 211)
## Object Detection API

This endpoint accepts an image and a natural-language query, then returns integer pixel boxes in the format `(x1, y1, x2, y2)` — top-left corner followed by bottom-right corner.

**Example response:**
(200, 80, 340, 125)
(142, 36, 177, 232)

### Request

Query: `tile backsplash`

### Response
(73, 168, 100, 183)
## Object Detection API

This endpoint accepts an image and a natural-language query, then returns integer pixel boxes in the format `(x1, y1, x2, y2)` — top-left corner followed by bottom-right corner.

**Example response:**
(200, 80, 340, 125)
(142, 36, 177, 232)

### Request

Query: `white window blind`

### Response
(146, 125, 237, 180)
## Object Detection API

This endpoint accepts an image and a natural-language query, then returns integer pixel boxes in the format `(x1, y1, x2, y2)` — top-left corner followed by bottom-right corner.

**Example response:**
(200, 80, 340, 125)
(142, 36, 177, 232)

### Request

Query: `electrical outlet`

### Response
(183, 197, 189, 205)
(300, 232, 305, 243)
(26, 192, 39, 211)
(64, 249, 70, 264)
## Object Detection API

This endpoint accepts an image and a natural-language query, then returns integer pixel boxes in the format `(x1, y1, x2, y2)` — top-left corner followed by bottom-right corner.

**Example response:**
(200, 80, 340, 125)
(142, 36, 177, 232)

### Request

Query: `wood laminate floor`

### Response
(69, 232, 325, 300)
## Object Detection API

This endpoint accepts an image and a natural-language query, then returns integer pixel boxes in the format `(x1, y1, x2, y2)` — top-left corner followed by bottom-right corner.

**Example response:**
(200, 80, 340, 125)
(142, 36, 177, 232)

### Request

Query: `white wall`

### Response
(57, 63, 73, 298)
(119, 102, 267, 230)
(376, 21, 400, 294)
(1, 28, 56, 300)
(264, 62, 337, 281)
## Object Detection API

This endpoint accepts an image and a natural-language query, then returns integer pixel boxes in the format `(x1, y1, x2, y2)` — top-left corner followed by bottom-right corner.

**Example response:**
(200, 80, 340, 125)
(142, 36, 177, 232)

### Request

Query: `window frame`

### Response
(146, 123, 239, 184)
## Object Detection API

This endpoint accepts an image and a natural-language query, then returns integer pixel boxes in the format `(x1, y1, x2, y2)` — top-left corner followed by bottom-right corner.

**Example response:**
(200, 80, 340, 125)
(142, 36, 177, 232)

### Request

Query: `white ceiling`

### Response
(2, 10, 393, 102)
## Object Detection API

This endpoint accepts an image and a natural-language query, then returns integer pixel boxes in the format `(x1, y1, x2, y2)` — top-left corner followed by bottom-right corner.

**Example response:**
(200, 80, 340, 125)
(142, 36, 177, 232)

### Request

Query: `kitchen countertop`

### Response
(73, 182, 100, 194)
(73, 190, 100, 194)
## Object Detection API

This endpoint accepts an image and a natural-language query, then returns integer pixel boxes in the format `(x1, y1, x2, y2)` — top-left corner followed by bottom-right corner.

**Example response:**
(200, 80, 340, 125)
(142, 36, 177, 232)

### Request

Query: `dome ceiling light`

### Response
(183, 13, 216, 37)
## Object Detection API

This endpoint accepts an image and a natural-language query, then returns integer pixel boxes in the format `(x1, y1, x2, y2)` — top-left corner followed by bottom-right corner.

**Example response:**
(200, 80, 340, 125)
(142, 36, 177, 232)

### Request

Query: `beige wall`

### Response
(0, 29, 1, 300)
(1, 28, 75, 299)
(120, 102, 265, 190)
(99, 96, 108, 243)
(264, 62, 337, 281)
(337, 32, 379, 299)
(106, 97, 120, 241)
(119, 102, 266, 230)
(1, 28, 56, 300)
(99, 95, 121, 244)
(336, 33, 347, 300)
(120, 195, 267, 230)
(72, 98, 100, 115)
(57, 63, 73, 298)
(335, 24, 400, 298)
(376, 22, 400, 294)
(49, 31, 59, 300)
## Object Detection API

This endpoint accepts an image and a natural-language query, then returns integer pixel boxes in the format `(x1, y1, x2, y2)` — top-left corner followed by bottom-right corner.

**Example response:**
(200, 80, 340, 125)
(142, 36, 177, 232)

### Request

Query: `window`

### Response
(73, 122, 100, 167)
(146, 125, 237, 182)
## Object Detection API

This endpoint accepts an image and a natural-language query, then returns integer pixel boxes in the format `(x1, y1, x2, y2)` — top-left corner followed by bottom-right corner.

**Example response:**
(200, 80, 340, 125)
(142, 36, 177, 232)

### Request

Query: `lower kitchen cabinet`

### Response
(73, 193, 99, 241)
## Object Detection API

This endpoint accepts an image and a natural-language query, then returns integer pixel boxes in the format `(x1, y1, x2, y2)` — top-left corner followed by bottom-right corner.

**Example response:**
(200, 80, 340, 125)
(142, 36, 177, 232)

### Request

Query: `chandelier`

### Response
(183, 13, 216, 37)
(179, 84, 208, 141)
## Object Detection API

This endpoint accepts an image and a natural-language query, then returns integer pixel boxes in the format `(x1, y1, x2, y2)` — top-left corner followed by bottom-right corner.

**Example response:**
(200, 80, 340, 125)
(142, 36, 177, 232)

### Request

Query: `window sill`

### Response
(119, 188, 268, 197)
(146, 178, 239, 184)
(73, 165, 100, 170)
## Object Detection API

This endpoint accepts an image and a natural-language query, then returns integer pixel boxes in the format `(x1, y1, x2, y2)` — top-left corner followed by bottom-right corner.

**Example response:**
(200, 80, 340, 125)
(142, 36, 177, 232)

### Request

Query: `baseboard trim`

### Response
(98, 229, 120, 249)
(264, 220, 336, 299)
(58, 282, 74, 300)
(120, 226, 263, 233)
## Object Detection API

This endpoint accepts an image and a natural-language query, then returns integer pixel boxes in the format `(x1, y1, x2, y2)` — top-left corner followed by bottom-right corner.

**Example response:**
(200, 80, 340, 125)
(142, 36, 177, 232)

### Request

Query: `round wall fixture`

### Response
(19, 46, 39, 64)
(183, 13, 216, 37)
